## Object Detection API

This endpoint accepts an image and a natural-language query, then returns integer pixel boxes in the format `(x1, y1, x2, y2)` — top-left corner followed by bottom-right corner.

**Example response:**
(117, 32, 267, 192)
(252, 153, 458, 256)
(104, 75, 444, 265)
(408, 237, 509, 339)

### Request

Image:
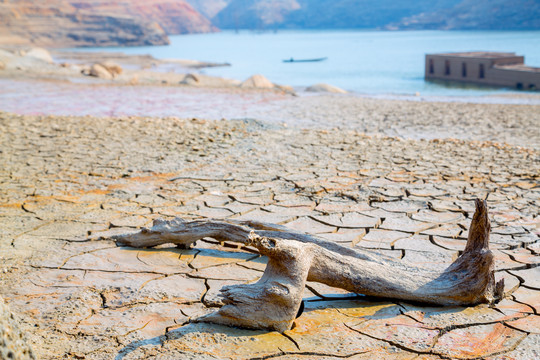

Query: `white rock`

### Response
(0, 49, 15, 62)
(89, 63, 113, 79)
(100, 61, 122, 76)
(240, 74, 274, 89)
(24, 47, 54, 63)
(306, 83, 347, 94)
(275, 84, 295, 94)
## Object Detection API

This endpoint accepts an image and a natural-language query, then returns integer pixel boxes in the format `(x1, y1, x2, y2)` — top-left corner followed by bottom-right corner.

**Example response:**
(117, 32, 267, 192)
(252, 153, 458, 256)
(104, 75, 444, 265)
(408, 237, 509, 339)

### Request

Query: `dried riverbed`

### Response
(0, 106, 539, 358)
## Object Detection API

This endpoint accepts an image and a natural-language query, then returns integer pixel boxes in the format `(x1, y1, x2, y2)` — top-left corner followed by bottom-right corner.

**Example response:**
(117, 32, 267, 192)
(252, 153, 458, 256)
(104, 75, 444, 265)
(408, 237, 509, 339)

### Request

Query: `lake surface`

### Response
(71, 30, 540, 96)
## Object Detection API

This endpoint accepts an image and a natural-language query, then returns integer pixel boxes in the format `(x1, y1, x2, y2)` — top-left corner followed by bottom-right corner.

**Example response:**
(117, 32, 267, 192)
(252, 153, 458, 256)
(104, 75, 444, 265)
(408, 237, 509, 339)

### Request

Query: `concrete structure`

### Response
(425, 52, 540, 90)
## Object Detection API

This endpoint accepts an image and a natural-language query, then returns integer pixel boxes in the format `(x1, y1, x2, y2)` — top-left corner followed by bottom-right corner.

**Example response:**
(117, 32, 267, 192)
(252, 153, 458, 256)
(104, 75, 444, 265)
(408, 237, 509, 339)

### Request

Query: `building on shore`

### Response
(425, 52, 540, 90)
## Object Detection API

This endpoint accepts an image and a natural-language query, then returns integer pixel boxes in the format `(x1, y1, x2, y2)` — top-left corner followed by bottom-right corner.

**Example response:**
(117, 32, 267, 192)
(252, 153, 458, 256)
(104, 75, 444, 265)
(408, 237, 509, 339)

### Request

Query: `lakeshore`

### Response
(2, 78, 540, 149)
(1, 46, 540, 147)
(67, 30, 540, 96)
(1, 47, 539, 359)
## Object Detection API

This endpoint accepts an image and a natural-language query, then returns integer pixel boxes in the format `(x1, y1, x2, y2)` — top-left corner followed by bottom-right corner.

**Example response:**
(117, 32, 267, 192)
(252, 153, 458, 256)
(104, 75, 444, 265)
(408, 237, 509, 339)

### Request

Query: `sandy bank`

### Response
(0, 77, 539, 149)
(0, 47, 293, 90)
(1, 46, 540, 150)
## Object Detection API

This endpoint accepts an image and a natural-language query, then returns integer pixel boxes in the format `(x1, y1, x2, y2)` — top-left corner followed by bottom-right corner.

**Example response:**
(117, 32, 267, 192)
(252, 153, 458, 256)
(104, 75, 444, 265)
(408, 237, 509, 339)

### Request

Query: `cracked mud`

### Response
(0, 102, 539, 359)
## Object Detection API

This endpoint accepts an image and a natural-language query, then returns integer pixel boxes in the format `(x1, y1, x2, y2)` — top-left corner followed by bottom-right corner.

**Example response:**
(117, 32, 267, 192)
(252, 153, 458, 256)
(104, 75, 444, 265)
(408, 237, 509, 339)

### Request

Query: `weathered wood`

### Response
(114, 199, 504, 332)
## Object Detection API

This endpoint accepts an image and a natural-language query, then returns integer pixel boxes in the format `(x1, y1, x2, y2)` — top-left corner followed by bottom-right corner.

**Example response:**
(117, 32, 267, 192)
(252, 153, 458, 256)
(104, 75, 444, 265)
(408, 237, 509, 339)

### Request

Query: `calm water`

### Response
(71, 30, 540, 96)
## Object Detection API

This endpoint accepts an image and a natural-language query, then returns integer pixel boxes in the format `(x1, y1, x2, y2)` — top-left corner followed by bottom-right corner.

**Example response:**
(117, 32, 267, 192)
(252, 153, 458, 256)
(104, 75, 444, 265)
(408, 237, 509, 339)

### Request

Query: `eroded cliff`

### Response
(209, 0, 539, 31)
(0, 0, 215, 48)
(72, 0, 217, 35)
(390, 0, 540, 30)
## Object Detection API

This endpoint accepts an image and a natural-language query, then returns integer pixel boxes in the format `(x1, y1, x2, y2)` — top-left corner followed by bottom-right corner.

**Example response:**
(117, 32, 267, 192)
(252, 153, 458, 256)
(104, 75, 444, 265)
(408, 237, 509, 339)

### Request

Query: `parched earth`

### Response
(0, 110, 539, 359)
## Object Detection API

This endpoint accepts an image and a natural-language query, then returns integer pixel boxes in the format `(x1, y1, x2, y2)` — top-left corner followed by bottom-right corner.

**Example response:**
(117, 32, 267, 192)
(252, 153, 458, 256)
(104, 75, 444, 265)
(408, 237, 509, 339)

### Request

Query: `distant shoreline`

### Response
(1, 76, 539, 149)
(1, 43, 539, 152)
(57, 30, 540, 97)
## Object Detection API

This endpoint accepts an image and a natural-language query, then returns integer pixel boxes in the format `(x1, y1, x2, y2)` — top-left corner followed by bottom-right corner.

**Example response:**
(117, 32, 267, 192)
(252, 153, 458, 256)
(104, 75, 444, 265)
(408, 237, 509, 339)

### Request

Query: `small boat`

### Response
(283, 57, 327, 63)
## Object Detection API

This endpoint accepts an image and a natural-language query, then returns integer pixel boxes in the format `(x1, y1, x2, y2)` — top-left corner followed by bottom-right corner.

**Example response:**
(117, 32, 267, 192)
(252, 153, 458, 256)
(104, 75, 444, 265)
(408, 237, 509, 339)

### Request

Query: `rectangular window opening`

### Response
(445, 60, 450, 75)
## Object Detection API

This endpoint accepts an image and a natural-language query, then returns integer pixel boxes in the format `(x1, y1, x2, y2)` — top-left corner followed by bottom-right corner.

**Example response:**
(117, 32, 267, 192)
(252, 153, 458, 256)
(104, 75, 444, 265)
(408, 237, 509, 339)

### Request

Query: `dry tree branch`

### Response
(113, 199, 503, 332)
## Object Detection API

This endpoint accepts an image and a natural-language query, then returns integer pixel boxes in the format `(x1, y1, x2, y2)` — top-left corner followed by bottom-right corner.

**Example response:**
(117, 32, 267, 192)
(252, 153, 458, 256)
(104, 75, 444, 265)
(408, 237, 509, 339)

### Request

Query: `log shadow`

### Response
(114, 297, 406, 359)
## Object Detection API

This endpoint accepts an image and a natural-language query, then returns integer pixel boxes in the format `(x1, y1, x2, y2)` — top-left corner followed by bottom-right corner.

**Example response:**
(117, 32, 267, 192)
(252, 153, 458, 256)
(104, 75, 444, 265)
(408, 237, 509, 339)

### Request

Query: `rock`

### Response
(240, 74, 274, 89)
(306, 83, 347, 93)
(0, 295, 35, 359)
(0, 49, 14, 69)
(79, 65, 91, 76)
(0, 48, 14, 59)
(275, 84, 296, 94)
(99, 61, 122, 76)
(89, 63, 113, 79)
(24, 47, 54, 63)
(180, 73, 201, 85)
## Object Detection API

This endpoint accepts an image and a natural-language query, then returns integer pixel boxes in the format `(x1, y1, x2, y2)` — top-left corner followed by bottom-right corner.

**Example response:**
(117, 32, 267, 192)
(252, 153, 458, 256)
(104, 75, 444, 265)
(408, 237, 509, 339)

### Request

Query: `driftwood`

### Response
(114, 199, 504, 332)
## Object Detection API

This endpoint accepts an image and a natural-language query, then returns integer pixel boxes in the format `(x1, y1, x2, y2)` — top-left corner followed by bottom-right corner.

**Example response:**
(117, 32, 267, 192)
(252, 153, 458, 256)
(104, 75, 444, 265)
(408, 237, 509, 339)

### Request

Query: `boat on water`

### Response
(283, 57, 327, 63)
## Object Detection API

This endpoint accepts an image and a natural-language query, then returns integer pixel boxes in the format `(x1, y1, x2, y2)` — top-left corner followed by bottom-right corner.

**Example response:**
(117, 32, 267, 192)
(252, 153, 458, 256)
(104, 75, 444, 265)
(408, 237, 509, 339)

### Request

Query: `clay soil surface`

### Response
(0, 55, 539, 359)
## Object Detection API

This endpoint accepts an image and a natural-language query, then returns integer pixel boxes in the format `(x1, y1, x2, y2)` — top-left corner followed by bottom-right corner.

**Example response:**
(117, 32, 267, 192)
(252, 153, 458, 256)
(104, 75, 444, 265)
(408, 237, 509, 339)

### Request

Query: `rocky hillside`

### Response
(390, 0, 540, 30)
(212, 0, 301, 29)
(209, 0, 539, 30)
(72, 0, 217, 35)
(212, 0, 460, 30)
(0, 0, 215, 48)
(187, 0, 231, 19)
(2, 0, 536, 48)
